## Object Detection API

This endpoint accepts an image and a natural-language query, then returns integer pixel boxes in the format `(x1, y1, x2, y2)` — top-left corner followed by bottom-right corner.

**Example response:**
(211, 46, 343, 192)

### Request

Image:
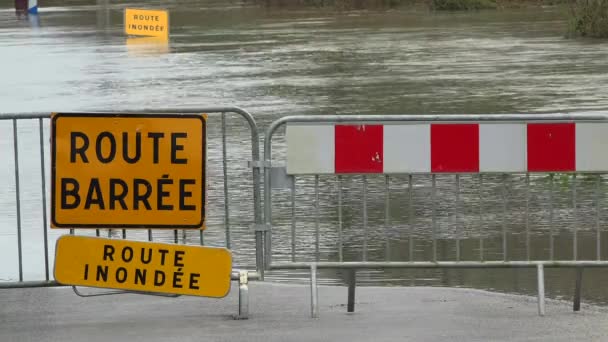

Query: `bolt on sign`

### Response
(124, 8, 169, 39)
(51, 113, 206, 229)
(54, 235, 232, 297)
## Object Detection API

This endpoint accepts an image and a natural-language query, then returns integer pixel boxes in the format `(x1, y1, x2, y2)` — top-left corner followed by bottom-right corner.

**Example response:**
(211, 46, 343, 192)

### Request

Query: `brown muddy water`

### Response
(1, 0, 608, 306)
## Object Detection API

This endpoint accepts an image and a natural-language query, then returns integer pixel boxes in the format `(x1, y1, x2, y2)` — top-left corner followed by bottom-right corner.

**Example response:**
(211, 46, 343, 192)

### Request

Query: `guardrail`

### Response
(0, 108, 265, 319)
(263, 113, 608, 317)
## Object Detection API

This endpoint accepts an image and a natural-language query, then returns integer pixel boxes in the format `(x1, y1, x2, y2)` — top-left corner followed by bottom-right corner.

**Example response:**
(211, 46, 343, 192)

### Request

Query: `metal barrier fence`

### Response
(0, 108, 265, 319)
(263, 113, 608, 317)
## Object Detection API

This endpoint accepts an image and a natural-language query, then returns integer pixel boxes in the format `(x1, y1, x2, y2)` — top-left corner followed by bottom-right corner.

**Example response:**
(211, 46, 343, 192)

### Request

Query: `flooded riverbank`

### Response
(1, 0, 608, 305)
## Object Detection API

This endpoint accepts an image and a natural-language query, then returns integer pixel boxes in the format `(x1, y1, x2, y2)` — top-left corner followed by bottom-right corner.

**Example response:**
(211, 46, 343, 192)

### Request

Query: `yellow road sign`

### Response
(54, 235, 232, 298)
(51, 113, 206, 229)
(124, 8, 169, 39)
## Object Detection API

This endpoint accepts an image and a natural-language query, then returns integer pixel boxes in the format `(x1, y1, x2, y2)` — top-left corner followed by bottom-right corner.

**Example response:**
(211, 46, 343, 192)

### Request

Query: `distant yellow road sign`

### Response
(54, 235, 232, 297)
(51, 113, 206, 229)
(124, 8, 169, 39)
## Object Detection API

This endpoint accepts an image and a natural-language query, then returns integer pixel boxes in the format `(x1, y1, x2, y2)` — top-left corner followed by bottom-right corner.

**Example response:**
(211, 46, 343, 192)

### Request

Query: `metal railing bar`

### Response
(573, 174, 578, 261)
(432, 174, 437, 262)
(13, 119, 23, 282)
(315, 175, 320, 262)
(550, 174, 554, 261)
(221, 112, 231, 249)
(270, 261, 608, 269)
(455, 174, 461, 262)
(408, 175, 414, 262)
(502, 174, 508, 262)
(363, 175, 368, 262)
(596, 175, 601, 261)
(291, 175, 296, 262)
(479, 174, 484, 262)
(385, 175, 391, 261)
(38, 118, 50, 281)
(338, 175, 343, 262)
(526, 174, 530, 261)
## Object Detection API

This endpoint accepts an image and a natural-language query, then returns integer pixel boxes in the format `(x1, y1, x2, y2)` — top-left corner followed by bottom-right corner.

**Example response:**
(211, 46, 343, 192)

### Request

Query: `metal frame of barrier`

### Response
(263, 113, 608, 318)
(0, 108, 265, 320)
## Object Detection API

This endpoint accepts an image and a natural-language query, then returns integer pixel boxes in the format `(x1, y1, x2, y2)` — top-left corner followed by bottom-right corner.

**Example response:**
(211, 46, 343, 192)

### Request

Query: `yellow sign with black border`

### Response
(54, 235, 231, 298)
(51, 113, 206, 229)
(124, 8, 169, 39)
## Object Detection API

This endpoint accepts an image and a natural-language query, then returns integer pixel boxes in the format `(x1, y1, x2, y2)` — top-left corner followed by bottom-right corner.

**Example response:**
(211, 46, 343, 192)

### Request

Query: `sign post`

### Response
(54, 235, 232, 297)
(51, 113, 206, 229)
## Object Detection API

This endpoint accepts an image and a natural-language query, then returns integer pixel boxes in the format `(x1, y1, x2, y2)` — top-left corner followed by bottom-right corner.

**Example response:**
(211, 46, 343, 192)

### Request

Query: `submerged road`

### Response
(1, 282, 606, 341)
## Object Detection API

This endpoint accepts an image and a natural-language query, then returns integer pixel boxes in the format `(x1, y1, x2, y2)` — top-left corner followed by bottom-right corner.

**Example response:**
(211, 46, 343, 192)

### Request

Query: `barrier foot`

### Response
(537, 264, 545, 316)
(573, 267, 583, 312)
(347, 270, 356, 313)
(310, 263, 319, 318)
(234, 270, 249, 320)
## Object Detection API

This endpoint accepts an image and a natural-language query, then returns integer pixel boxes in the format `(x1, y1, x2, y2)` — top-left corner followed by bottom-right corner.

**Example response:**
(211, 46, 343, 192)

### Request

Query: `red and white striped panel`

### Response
(285, 122, 608, 174)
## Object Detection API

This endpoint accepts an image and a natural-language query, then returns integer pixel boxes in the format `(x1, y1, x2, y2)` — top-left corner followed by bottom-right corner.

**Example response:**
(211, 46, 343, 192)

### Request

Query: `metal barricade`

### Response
(263, 113, 608, 317)
(0, 108, 264, 319)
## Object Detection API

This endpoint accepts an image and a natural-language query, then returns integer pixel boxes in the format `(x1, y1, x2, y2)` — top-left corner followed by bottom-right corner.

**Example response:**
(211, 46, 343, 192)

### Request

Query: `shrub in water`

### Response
(568, 0, 608, 38)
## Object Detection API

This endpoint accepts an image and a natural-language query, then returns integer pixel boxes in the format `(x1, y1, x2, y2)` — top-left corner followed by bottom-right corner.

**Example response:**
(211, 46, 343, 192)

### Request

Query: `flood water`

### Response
(2, 0, 608, 306)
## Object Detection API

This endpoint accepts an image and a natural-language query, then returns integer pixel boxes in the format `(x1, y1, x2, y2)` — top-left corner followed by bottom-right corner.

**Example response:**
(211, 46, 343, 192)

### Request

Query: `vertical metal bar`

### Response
(174, 230, 178, 244)
(291, 175, 296, 262)
(70, 228, 74, 235)
(385, 175, 391, 261)
(38, 118, 49, 281)
(409, 175, 414, 262)
(526, 174, 531, 261)
(502, 174, 508, 262)
(596, 175, 601, 261)
(122, 229, 126, 239)
(550, 174, 554, 261)
(96, 229, 100, 237)
(363, 175, 368, 262)
(455, 174, 460, 262)
(236, 271, 249, 320)
(315, 175, 320, 262)
(537, 264, 545, 316)
(108, 229, 112, 238)
(310, 263, 319, 318)
(199, 230, 204, 246)
(221, 112, 231, 249)
(338, 176, 343, 262)
(432, 174, 437, 262)
(347, 270, 356, 313)
(573, 174, 578, 261)
(182, 230, 187, 244)
(148, 229, 153, 242)
(573, 267, 583, 312)
(13, 119, 23, 282)
(479, 174, 484, 262)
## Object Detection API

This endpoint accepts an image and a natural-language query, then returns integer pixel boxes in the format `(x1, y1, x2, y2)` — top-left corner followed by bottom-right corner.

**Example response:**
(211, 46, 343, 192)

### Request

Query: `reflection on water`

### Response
(1, 0, 608, 305)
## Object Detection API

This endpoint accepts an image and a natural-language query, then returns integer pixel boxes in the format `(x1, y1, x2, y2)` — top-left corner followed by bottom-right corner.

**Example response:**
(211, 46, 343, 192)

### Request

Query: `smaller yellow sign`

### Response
(54, 235, 232, 298)
(124, 8, 169, 39)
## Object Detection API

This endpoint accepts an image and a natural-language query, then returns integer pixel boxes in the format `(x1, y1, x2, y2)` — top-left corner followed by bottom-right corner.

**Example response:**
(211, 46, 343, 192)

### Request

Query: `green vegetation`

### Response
(567, 0, 608, 38)
(430, 0, 496, 10)
(251, 0, 608, 38)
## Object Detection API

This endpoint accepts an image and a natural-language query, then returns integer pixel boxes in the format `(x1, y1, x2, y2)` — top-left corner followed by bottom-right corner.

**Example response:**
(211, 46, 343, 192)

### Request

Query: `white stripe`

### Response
(383, 125, 431, 173)
(479, 124, 526, 172)
(576, 123, 608, 172)
(286, 124, 334, 174)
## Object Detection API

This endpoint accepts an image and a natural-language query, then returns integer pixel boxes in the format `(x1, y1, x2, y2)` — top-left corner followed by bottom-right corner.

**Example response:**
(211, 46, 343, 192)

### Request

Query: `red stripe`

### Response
(527, 123, 575, 172)
(335, 125, 383, 173)
(431, 124, 479, 173)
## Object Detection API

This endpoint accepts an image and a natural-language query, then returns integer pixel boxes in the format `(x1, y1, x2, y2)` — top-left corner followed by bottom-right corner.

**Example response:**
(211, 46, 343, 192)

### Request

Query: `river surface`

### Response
(2, 0, 608, 306)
